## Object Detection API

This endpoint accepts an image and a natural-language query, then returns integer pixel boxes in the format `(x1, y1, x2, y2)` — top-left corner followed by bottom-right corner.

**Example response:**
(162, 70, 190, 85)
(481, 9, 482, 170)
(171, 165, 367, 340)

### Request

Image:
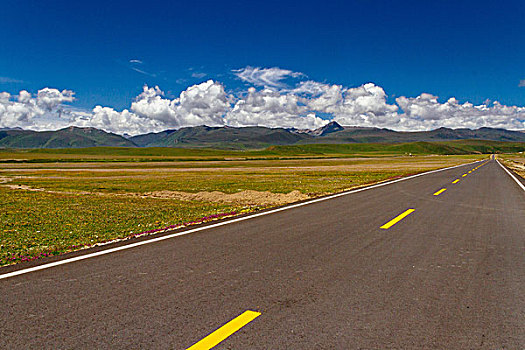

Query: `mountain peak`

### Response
(310, 121, 344, 136)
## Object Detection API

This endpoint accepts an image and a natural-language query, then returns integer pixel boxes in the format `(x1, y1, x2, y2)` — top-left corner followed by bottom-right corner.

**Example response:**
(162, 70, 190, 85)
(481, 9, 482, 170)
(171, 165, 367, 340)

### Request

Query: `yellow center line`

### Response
(452, 179, 460, 184)
(186, 310, 261, 350)
(433, 188, 447, 196)
(380, 209, 415, 229)
(462, 174, 468, 177)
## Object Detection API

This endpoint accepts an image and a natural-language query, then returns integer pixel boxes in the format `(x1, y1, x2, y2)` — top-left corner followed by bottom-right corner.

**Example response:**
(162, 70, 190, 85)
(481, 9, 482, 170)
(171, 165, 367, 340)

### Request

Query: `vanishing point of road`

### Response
(1, 158, 524, 349)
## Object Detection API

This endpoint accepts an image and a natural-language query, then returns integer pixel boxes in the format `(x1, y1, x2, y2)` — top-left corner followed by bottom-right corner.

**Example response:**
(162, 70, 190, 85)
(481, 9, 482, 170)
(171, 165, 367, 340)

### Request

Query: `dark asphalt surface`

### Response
(1, 159, 524, 349)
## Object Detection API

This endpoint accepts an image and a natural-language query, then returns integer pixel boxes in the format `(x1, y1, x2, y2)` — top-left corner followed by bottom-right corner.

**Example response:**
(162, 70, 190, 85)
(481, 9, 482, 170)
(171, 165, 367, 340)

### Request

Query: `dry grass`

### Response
(500, 153, 525, 178)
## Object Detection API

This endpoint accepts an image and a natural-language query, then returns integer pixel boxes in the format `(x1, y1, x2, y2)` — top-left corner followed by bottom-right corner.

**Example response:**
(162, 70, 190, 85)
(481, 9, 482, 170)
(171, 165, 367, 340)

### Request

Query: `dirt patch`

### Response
(4, 184, 43, 191)
(3, 183, 92, 195)
(142, 189, 309, 205)
(1, 181, 309, 206)
(0, 177, 12, 184)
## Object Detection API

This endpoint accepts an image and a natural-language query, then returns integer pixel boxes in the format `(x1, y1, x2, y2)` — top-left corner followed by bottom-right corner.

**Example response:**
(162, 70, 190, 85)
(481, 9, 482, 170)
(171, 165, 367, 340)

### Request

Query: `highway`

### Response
(1, 158, 524, 349)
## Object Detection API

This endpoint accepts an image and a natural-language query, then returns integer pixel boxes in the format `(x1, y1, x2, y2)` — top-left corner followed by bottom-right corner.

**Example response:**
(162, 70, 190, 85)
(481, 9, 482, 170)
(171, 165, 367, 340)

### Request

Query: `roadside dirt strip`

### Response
(1, 158, 524, 349)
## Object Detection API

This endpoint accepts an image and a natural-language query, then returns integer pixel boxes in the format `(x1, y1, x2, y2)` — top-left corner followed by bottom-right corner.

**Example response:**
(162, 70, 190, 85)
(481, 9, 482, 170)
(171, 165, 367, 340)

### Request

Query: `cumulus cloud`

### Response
(234, 66, 305, 89)
(1, 67, 524, 134)
(73, 106, 163, 135)
(396, 93, 525, 130)
(226, 87, 326, 129)
(0, 81, 234, 135)
(36, 88, 75, 110)
(0, 88, 75, 130)
(292, 81, 400, 127)
(131, 80, 230, 129)
(65, 80, 232, 135)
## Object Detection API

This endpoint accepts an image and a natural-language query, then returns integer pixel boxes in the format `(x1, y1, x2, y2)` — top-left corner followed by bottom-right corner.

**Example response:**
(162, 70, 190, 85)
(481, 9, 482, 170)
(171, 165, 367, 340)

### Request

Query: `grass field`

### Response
(0, 146, 493, 266)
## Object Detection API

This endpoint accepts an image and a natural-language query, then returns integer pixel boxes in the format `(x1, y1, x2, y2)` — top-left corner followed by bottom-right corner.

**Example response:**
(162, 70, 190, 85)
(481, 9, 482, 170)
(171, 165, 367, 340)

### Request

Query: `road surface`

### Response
(1, 158, 524, 349)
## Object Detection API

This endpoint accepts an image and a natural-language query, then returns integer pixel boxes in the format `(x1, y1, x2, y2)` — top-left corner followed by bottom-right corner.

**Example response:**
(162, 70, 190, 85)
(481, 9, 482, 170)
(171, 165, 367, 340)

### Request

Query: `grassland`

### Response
(0, 143, 507, 266)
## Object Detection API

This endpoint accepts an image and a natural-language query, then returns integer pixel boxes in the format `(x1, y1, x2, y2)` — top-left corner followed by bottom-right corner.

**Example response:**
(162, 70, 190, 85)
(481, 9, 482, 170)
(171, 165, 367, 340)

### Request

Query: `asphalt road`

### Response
(1, 159, 524, 349)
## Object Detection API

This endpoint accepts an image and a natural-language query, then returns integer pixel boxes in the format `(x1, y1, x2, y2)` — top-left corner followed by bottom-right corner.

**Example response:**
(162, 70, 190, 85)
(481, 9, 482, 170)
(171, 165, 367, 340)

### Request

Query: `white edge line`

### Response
(496, 159, 525, 192)
(0, 159, 486, 280)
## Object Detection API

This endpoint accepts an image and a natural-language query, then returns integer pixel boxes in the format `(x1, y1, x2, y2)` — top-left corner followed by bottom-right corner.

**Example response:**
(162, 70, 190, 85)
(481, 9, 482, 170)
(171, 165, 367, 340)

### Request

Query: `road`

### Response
(1, 158, 524, 349)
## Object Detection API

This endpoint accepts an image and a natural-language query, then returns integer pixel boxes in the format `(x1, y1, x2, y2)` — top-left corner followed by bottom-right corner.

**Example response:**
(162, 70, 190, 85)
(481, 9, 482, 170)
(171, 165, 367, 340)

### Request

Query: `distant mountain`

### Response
(1, 124, 524, 149)
(130, 129, 177, 147)
(419, 127, 525, 142)
(308, 121, 345, 136)
(287, 121, 344, 136)
(131, 125, 311, 149)
(300, 126, 525, 144)
(300, 126, 402, 144)
(0, 127, 24, 131)
(0, 127, 136, 148)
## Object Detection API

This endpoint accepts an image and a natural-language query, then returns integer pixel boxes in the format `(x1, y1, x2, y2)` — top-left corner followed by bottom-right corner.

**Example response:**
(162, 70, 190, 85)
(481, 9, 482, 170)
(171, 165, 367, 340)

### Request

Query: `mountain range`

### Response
(0, 127, 135, 148)
(0, 122, 524, 149)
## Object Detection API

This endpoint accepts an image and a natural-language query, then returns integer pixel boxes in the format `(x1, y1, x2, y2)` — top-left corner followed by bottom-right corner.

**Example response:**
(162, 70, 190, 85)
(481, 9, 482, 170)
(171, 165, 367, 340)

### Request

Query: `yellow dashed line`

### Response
(380, 209, 415, 229)
(187, 311, 261, 350)
(433, 188, 447, 196)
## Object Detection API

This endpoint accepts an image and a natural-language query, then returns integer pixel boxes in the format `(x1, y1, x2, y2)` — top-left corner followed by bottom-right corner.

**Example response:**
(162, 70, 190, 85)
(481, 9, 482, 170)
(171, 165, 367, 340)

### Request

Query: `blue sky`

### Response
(1, 0, 524, 133)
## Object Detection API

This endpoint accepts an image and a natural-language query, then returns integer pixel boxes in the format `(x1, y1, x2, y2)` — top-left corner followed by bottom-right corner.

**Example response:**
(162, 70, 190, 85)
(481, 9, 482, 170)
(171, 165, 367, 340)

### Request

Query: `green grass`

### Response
(0, 150, 493, 266)
(267, 140, 525, 156)
(0, 188, 244, 264)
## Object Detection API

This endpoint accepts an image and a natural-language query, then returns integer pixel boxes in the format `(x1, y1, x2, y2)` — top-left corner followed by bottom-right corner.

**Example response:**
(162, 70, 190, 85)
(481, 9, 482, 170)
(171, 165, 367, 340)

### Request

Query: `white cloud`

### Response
(36, 88, 75, 110)
(293, 81, 344, 112)
(0, 77, 24, 84)
(0, 82, 232, 135)
(0, 92, 36, 128)
(35, 81, 233, 135)
(226, 78, 397, 129)
(131, 67, 156, 77)
(131, 80, 230, 130)
(191, 72, 207, 79)
(333, 83, 400, 127)
(0, 92, 11, 103)
(128, 59, 157, 77)
(291, 81, 400, 128)
(395, 94, 525, 130)
(0, 88, 75, 130)
(1, 67, 524, 134)
(72, 106, 162, 135)
(18, 90, 31, 103)
(234, 66, 305, 89)
(226, 87, 326, 129)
